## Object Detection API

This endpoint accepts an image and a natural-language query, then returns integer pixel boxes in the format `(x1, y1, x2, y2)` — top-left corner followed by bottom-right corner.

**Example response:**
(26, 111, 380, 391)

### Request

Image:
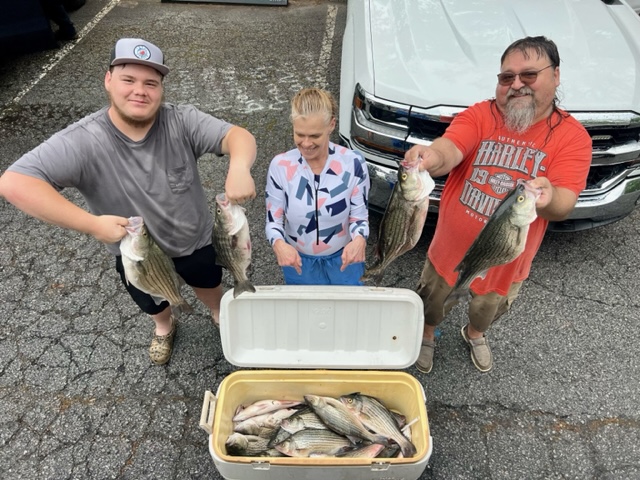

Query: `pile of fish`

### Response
(361, 162, 435, 286)
(444, 179, 541, 310)
(212, 193, 256, 297)
(225, 393, 418, 459)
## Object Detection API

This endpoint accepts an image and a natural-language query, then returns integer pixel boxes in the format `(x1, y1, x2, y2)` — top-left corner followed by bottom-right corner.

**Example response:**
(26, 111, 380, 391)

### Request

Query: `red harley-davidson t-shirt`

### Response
(428, 100, 592, 295)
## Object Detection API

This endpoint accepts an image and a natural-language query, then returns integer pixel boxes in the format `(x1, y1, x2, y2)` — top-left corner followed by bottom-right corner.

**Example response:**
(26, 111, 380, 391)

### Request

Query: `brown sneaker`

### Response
(461, 325, 492, 372)
(149, 317, 177, 365)
(415, 338, 436, 373)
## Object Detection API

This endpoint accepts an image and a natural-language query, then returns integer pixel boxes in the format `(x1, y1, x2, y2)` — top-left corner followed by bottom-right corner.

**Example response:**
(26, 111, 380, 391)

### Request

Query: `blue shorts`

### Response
(115, 244, 222, 315)
(282, 249, 365, 286)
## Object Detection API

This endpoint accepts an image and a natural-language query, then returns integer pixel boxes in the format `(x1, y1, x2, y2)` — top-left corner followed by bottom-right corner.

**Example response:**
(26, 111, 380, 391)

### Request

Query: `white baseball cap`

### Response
(110, 38, 169, 76)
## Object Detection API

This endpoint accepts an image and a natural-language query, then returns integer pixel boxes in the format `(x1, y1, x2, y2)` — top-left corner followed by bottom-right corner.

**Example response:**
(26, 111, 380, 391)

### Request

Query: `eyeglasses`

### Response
(497, 64, 553, 86)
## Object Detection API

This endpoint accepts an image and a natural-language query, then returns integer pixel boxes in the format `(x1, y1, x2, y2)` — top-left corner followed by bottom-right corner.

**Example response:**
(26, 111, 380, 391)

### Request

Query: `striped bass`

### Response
(273, 429, 354, 457)
(225, 433, 271, 456)
(233, 408, 299, 437)
(119, 216, 192, 314)
(444, 180, 541, 310)
(212, 193, 256, 298)
(232, 399, 303, 422)
(362, 163, 434, 286)
(339, 392, 417, 457)
(304, 394, 389, 446)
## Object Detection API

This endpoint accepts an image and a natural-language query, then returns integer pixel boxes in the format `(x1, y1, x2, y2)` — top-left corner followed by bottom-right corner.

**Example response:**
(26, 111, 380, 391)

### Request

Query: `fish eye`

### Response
(517, 195, 525, 202)
(401, 173, 407, 180)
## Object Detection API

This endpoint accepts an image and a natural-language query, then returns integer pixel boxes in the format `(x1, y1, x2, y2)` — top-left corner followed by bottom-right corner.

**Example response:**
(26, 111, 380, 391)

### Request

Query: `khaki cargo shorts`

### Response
(416, 258, 522, 333)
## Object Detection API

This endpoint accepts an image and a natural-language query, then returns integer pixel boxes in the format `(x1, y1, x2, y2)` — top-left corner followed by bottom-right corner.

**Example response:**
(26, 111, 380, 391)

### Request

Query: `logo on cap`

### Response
(133, 45, 151, 61)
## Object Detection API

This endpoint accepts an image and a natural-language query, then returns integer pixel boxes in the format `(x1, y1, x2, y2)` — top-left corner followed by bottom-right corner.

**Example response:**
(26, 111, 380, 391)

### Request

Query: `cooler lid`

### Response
(219, 285, 424, 369)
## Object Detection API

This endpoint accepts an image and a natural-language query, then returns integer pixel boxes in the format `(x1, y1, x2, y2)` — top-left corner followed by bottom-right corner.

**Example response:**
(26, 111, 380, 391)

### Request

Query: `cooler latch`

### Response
(251, 461, 271, 470)
(371, 461, 391, 471)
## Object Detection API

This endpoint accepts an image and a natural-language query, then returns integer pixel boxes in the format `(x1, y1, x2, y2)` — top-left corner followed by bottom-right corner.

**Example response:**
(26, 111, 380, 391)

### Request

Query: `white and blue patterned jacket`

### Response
(265, 142, 370, 256)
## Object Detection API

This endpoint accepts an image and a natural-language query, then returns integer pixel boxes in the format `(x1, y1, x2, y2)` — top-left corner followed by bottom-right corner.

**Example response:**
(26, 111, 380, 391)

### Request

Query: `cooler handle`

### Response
(199, 390, 218, 435)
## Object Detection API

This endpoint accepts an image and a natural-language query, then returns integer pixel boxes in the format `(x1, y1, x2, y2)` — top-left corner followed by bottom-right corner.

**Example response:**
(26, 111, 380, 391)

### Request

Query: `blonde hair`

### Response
(290, 88, 337, 125)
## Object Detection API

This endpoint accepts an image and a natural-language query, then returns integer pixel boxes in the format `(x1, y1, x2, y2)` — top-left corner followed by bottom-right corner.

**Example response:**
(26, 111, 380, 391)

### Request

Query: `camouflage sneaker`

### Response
(149, 317, 177, 365)
(415, 338, 436, 373)
(461, 325, 492, 372)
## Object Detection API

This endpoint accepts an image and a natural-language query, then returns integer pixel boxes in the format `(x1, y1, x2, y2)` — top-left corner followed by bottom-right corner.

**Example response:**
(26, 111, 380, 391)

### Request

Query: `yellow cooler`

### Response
(200, 285, 433, 480)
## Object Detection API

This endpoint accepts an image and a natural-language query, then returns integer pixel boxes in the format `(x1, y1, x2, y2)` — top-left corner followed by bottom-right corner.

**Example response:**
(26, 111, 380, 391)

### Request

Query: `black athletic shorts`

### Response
(115, 244, 223, 315)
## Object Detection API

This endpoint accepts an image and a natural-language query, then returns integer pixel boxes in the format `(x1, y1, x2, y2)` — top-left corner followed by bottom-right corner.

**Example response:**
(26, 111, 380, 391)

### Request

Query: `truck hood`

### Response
(369, 0, 640, 112)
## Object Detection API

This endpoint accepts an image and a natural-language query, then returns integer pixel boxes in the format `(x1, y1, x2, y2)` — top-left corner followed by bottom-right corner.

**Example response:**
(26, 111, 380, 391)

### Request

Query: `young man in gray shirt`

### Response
(0, 38, 257, 365)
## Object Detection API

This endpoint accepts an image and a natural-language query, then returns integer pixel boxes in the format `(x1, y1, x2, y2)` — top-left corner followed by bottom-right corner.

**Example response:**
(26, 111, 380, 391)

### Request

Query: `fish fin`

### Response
(371, 272, 385, 287)
(336, 445, 361, 456)
(233, 280, 256, 298)
(398, 439, 417, 457)
(443, 288, 469, 311)
(150, 294, 165, 306)
(124, 252, 145, 262)
(360, 266, 384, 286)
(171, 301, 194, 317)
(123, 272, 131, 287)
(228, 224, 242, 236)
(182, 301, 195, 313)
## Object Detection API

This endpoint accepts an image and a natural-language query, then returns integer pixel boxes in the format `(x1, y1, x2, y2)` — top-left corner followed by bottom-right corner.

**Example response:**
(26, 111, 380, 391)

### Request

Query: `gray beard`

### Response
(503, 93, 535, 134)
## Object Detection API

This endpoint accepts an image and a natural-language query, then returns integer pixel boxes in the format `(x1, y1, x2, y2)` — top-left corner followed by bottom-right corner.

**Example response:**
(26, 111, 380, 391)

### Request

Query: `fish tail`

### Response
(360, 265, 384, 286)
(233, 279, 256, 298)
(171, 300, 194, 318)
(398, 437, 417, 457)
(443, 287, 469, 312)
(182, 300, 195, 314)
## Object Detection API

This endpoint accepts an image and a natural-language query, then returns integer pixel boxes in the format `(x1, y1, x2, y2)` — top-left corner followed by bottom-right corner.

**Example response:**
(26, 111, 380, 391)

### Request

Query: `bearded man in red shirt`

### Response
(404, 36, 592, 374)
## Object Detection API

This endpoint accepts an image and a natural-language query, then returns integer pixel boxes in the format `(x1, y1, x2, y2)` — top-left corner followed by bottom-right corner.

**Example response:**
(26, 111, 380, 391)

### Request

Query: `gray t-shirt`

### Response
(9, 103, 232, 257)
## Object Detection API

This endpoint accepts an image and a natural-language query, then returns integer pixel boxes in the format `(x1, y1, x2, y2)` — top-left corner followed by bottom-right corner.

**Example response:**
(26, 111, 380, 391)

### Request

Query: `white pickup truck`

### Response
(339, 0, 640, 231)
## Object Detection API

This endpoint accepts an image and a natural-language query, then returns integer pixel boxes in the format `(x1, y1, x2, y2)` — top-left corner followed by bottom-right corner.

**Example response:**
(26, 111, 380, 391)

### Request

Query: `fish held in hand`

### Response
(212, 193, 256, 298)
(444, 180, 541, 311)
(362, 163, 434, 286)
(119, 216, 193, 314)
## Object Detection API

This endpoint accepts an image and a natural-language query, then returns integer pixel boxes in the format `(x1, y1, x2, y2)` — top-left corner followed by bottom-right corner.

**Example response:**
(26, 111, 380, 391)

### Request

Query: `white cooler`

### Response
(200, 285, 433, 480)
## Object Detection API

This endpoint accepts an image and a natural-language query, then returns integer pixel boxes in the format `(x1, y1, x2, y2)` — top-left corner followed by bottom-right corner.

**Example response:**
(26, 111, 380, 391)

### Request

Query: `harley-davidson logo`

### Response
(488, 173, 515, 195)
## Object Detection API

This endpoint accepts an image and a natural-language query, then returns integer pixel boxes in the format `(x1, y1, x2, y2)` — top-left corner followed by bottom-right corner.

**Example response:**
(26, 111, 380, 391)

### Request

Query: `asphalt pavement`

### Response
(1, 1, 639, 479)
